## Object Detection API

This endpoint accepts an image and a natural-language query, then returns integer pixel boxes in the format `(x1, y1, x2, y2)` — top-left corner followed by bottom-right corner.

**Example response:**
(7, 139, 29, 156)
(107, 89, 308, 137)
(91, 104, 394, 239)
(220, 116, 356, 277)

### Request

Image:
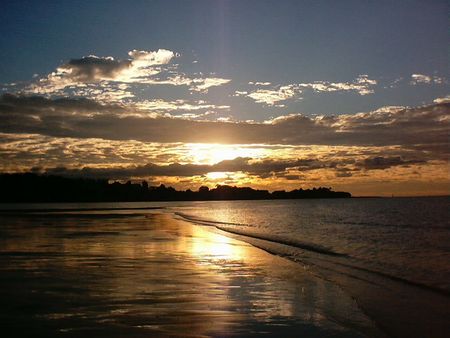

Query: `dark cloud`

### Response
(359, 156, 426, 170)
(61, 56, 131, 82)
(35, 157, 330, 180)
(335, 171, 353, 178)
(30, 154, 429, 180)
(0, 94, 448, 155)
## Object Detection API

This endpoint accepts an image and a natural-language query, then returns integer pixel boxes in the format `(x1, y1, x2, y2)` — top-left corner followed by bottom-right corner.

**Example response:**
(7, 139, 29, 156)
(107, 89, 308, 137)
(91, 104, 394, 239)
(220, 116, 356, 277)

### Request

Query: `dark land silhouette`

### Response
(0, 173, 351, 203)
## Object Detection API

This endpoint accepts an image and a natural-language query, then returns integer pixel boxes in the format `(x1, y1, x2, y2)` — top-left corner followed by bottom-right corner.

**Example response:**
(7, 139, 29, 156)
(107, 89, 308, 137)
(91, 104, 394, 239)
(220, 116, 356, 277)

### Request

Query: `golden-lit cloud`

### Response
(0, 124, 447, 196)
(0, 94, 448, 154)
(0, 48, 448, 196)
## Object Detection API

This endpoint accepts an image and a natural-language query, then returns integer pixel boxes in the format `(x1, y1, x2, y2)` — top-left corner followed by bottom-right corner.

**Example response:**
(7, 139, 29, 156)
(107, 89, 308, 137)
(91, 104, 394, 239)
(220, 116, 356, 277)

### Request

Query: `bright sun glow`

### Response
(186, 143, 265, 165)
(206, 171, 229, 180)
(190, 227, 245, 262)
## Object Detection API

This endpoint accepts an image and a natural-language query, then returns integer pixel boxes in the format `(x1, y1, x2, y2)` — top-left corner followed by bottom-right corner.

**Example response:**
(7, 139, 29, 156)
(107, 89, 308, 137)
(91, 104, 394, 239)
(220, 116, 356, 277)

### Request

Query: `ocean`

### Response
(173, 197, 450, 294)
(0, 197, 448, 337)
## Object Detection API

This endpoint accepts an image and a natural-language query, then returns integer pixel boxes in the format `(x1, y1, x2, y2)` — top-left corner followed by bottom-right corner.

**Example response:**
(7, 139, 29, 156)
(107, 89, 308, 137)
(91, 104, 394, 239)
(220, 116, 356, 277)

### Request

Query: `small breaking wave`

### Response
(175, 211, 450, 298)
(175, 212, 347, 257)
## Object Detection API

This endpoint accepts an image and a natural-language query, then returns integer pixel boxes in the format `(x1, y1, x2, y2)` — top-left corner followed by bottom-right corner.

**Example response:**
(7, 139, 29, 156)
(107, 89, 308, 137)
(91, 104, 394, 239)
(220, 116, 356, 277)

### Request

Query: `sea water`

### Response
(0, 197, 449, 336)
(2, 197, 449, 293)
(172, 197, 450, 294)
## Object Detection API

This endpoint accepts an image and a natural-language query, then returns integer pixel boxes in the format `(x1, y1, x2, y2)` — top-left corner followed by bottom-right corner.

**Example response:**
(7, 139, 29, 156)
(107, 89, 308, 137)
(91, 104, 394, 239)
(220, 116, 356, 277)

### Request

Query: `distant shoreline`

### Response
(352, 195, 449, 198)
(0, 173, 351, 203)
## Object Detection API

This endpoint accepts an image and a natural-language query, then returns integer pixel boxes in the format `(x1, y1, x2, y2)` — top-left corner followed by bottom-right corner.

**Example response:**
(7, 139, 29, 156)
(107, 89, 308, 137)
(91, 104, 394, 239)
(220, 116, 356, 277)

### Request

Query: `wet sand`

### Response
(0, 212, 382, 337)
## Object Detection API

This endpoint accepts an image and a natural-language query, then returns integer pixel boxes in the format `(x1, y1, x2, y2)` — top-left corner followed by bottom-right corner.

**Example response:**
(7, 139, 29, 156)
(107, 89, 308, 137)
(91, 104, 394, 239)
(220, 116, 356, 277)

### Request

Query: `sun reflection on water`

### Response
(190, 226, 246, 263)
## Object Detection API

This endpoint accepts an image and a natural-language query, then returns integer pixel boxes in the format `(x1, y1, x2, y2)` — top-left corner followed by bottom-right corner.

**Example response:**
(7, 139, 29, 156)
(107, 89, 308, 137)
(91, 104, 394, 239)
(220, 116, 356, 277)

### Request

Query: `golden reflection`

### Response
(190, 225, 246, 263)
(1, 213, 381, 336)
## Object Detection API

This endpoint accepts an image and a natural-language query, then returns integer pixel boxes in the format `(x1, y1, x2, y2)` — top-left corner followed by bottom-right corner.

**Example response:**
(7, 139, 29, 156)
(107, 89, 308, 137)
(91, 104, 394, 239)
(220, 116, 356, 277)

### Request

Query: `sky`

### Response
(0, 0, 448, 196)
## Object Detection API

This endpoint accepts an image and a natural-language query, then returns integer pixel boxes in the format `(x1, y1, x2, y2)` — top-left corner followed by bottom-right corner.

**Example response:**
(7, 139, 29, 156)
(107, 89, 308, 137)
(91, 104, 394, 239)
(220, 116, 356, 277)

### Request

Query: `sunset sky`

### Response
(0, 0, 448, 196)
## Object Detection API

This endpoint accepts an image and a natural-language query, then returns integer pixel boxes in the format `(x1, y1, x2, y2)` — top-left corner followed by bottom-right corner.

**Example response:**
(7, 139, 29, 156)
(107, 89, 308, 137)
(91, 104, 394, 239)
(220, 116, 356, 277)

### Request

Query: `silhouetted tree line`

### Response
(0, 173, 351, 203)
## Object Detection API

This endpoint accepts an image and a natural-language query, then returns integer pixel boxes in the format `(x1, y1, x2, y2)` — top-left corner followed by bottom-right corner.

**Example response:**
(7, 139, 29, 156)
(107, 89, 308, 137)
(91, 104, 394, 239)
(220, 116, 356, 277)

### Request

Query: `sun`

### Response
(206, 172, 229, 180)
(186, 143, 264, 165)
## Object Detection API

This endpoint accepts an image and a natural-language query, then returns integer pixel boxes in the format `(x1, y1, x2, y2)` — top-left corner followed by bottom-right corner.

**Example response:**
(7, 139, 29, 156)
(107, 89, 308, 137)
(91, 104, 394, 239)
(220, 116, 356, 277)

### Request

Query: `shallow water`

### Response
(0, 212, 378, 337)
(170, 197, 450, 337)
(1, 197, 449, 337)
(172, 197, 450, 293)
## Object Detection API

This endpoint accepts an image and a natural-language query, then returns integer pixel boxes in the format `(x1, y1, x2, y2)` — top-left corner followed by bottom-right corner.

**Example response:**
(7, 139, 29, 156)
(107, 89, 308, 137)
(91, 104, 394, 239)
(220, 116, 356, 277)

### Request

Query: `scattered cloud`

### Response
(298, 75, 377, 95)
(189, 77, 231, 92)
(410, 73, 445, 85)
(242, 85, 297, 106)
(1, 45, 449, 195)
(239, 75, 378, 106)
(248, 81, 271, 86)
(22, 49, 231, 99)
(133, 99, 229, 113)
(26, 49, 175, 95)
(433, 95, 450, 104)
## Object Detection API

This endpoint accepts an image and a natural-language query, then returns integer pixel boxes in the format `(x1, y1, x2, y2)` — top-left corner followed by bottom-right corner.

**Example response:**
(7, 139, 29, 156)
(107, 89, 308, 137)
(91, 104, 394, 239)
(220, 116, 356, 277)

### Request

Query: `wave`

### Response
(175, 212, 347, 257)
(174, 212, 252, 227)
(175, 211, 450, 298)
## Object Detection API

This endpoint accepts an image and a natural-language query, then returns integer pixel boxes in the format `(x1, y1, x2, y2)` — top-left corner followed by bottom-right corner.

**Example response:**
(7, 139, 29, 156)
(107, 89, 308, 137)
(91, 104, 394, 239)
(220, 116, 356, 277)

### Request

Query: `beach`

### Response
(0, 211, 382, 337)
(1, 1, 449, 337)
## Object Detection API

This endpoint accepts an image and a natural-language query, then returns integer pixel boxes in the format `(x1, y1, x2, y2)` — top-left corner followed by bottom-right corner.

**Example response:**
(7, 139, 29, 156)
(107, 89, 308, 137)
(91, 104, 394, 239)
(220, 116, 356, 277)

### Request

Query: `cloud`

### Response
(24, 152, 434, 182)
(133, 99, 229, 113)
(64, 49, 175, 83)
(27, 156, 336, 180)
(433, 95, 450, 104)
(0, 131, 433, 173)
(128, 49, 175, 65)
(298, 75, 377, 95)
(189, 77, 231, 92)
(27, 49, 175, 95)
(244, 85, 297, 106)
(1, 128, 446, 195)
(410, 74, 445, 85)
(0, 94, 448, 155)
(239, 75, 378, 106)
(411, 74, 432, 84)
(58, 55, 131, 82)
(358, 156, 426, 170)
(248, 81, 271, 86)
(23, 49, 231, 97)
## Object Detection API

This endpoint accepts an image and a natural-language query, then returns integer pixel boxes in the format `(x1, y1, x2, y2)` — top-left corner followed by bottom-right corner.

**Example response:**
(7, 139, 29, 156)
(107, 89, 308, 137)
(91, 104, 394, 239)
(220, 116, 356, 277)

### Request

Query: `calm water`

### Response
(0, 197, 449, 337)
(2, 197, 449, 292)
(0, 205, 382, 337)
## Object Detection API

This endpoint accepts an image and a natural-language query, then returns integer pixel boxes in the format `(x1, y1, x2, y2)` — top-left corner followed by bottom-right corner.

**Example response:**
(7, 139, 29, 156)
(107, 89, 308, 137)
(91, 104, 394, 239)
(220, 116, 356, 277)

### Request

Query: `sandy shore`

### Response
(0, 212, 382, 337)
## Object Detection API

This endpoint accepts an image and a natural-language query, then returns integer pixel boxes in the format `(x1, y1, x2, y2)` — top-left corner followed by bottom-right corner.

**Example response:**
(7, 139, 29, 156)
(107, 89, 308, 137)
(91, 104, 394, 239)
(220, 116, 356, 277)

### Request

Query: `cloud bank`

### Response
(0, 94, 447, 155)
